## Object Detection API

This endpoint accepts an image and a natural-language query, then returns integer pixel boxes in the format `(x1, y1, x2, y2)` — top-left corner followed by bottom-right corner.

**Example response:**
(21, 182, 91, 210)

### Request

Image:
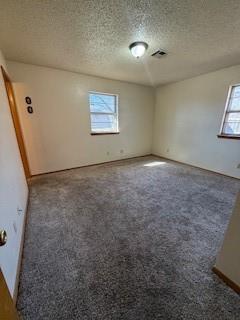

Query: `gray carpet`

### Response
(17, 156, 240, 319)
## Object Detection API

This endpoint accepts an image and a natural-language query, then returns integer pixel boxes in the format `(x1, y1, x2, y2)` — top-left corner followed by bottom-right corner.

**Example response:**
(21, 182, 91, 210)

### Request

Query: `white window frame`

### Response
(219, 84, 240, 139)
(89, 91, 119, 135)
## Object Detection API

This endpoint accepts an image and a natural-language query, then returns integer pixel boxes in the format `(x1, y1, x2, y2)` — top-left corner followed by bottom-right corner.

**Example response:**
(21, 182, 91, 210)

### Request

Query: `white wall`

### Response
(215, 192, 240, 287)
(0, 51, 28, 298)
(7, 61, 155, 175)
(153, 65, 240, 179)
(4, 58, 240, 299)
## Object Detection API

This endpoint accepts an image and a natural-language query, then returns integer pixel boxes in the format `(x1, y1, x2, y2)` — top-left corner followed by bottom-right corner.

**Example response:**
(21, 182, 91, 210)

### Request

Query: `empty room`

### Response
(0, 0, 240, 319)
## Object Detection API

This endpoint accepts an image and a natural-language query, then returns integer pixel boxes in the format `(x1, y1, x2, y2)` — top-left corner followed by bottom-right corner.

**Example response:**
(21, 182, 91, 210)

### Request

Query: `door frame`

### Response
(0, 268, 20, 320)
(1, 66, 30, 178)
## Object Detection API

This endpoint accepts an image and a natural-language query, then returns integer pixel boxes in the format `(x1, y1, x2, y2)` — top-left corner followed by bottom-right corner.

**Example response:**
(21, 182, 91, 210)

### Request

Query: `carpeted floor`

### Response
(17, 156, 240, 319)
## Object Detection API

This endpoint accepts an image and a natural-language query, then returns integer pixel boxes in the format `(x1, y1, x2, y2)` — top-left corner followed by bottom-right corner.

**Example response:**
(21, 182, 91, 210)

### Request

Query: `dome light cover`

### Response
(129, 42, 148, 58)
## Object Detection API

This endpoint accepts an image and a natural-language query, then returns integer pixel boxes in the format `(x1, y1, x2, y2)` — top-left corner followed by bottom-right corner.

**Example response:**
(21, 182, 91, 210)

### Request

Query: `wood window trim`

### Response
(217, 134, 240, 140)
(89, 91, 119, 134)
(219, 85, 240, 138)
(91, 132, 120, 136)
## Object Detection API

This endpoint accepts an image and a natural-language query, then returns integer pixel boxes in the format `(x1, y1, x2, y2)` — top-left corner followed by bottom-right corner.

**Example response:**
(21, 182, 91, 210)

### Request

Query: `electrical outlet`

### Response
(13, 222, 17, 234)
(120, 149, 124, 154)
(106, 151, 110, 156)
(166, 148, 169, 153)
(237, 163, 240, 169)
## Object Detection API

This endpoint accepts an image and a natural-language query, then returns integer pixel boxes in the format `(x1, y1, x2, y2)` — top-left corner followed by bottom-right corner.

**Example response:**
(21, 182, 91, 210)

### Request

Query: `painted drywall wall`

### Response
(153, 65, 240, 178)
(0, 51, 28, 298)
(7, 61, 155, 175)
(215, 192, 240, 287)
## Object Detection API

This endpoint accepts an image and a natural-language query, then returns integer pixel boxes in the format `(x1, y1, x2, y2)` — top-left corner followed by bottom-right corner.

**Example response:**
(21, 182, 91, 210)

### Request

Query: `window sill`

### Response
(91, 132, 120, 135)
(217, 134, 240, 140)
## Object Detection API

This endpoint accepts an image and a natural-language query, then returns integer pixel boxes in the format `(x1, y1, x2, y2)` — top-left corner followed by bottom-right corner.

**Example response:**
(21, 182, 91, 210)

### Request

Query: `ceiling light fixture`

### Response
(129, 42, 148, 58)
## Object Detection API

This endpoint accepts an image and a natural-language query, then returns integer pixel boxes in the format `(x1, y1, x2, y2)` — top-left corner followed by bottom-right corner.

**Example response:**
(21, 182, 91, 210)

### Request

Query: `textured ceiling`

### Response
(1, 0, 240, 86)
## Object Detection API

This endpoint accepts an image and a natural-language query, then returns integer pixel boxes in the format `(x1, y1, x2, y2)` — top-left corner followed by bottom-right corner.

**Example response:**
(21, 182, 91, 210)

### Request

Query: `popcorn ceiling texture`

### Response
(1, 0, 240, 86)
(17, 156, 240, 319)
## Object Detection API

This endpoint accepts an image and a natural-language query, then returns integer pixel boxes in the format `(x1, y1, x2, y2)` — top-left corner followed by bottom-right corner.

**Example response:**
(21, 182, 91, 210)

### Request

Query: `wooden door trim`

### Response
(0, 268, 20, 319)
(1, 66, 31, 178)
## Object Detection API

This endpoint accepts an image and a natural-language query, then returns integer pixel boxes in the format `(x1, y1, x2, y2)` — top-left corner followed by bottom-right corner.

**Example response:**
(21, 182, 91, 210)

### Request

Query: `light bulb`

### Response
(129, 42, 148, 58)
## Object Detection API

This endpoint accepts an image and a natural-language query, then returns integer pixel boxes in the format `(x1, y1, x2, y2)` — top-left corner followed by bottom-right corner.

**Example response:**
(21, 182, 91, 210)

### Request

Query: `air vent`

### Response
(151, 50, 167, 58)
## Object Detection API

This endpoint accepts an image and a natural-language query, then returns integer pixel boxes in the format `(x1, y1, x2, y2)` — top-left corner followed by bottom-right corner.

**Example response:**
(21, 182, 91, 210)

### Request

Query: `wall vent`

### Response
(151, 50, 167, 58)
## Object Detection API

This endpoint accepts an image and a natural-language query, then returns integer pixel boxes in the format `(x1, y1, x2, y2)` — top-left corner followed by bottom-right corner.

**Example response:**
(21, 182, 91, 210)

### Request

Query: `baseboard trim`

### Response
(32, 154, 152, 177)
(13, 191, 30, 304)
(152, 154, 239, 181)
(212, 266, 240, 295)
(32, 154, 240, 180)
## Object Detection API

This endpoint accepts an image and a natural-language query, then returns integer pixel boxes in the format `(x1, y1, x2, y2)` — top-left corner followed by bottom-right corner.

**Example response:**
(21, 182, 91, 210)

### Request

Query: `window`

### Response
(219, 85, 240, 138)
(89, 92, 119, 134)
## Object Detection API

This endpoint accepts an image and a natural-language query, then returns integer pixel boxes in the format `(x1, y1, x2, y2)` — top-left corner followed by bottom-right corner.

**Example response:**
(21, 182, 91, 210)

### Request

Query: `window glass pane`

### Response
(223, 112, 240, 135)
(228, 97, 240, 111)
(89, 93, 116, 113)
(231, 86, 240, 98)
(91, 114, 117, 132)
